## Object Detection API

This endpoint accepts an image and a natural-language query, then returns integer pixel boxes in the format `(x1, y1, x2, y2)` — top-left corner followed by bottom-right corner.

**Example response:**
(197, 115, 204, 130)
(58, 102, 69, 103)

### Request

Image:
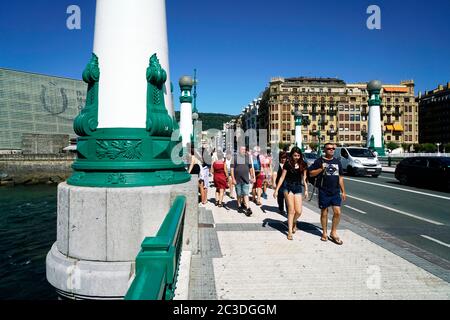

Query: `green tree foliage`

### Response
(386, 142, 399, 151)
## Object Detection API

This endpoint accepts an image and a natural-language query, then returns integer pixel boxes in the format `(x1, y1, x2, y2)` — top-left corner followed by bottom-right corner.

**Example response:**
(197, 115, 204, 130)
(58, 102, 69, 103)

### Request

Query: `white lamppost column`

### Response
(94, 0, 174, 128)
(179, 76, 194, 149)
(367, 80, 385, 156)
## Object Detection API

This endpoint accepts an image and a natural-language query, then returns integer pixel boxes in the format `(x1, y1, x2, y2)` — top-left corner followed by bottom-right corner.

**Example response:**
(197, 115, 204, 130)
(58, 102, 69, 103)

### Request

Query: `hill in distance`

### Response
(174, 112, 237, 131)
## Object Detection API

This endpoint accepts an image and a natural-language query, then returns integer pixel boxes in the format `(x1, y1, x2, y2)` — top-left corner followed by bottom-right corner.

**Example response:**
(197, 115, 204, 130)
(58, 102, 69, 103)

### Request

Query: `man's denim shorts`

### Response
(318, 192, 342, 209)
(235, 183, 250, 197)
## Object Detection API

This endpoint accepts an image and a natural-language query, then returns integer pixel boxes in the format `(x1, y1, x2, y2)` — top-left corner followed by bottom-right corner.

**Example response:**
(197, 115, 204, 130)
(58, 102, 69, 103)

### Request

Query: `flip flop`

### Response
(320, 235, 328, 242)
(329, 235, 343, 245)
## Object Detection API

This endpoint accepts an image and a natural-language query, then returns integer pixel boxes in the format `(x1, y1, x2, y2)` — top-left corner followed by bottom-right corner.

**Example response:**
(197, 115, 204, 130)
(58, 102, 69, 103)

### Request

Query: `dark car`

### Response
(395, 157, 450, 191)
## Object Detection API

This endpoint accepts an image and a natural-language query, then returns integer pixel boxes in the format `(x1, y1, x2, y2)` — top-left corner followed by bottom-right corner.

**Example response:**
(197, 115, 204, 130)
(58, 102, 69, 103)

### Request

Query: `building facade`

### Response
(0, 68, 87, 151)
(267, 77, 418, 148)
(418, 82, 450, 144)
(238, 98, 261, 148)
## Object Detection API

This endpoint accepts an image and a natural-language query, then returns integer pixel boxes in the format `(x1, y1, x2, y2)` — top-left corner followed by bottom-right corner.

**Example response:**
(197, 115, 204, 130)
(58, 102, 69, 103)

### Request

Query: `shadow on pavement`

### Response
(262, 218, 323, 237)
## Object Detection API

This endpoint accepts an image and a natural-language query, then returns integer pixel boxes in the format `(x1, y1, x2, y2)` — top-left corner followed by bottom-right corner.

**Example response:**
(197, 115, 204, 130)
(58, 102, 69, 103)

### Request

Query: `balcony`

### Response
(310, 110, 319, 115)
(309, 130, 320, 136)
(327, 109, 337, 116)
(393, 111, 403, 117)
(327, 130, 337, 136)
(319, 109, 327, 115)
(318, 120, 328, 126)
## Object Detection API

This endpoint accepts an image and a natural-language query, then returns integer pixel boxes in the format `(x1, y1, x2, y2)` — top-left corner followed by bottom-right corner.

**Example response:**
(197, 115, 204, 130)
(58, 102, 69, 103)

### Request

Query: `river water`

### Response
(0, 185, 58, 300)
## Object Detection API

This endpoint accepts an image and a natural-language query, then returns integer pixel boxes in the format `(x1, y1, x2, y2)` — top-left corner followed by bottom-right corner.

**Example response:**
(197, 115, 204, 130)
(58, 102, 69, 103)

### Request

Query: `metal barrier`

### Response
(379, 153, 450, 167)
(125, 195, 187, 300)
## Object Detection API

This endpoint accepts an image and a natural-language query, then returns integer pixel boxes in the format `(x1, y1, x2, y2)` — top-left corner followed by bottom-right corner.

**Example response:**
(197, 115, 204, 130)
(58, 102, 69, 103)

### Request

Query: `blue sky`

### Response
(1, 0, 449, 115)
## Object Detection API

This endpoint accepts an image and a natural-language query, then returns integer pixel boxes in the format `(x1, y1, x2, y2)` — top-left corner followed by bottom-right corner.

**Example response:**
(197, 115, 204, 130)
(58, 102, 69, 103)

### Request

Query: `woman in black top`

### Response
(274, 147, 308, 240)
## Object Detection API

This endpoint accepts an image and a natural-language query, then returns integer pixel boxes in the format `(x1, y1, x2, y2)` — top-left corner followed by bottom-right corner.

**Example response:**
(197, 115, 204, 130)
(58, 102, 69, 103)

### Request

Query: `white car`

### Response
(335, 147, 382, 177)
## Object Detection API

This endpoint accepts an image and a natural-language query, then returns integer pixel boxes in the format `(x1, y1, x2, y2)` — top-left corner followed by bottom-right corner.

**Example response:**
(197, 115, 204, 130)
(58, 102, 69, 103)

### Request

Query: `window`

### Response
(350, 124, 355, 131)
(356, 106, 361, 111)
(345, 114, 350, 121)
(350, 114, 355, 121)
(356, 124, 360, 131)
(355, 115, 361, 121)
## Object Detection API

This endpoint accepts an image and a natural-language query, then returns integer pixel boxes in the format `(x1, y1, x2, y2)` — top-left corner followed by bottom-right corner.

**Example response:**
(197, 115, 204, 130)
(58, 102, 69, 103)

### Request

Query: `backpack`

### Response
(252, 154, 261, 172)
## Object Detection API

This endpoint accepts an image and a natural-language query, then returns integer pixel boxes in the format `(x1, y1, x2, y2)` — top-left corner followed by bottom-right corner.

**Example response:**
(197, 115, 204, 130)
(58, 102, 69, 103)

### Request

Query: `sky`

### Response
(1, 0, 449, 116)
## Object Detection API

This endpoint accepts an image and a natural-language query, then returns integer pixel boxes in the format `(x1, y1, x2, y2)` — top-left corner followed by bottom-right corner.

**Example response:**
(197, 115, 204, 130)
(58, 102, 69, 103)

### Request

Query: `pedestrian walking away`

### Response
(308, 143, 347, 245)
(212, 150, 228, 207)
(231, 146, 255, 216)
(274, 146, 308, 240)
(251, 146, 264, 206)
(225, 150, 235, 199)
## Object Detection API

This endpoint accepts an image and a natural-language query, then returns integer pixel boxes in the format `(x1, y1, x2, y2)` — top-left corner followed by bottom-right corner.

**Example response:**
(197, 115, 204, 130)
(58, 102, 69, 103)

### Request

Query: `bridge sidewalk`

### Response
(187, 187, 450, 300)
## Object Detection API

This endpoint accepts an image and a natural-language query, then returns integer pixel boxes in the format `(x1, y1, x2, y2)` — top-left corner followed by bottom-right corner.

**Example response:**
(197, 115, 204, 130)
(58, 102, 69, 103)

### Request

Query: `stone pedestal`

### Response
(46, 179, 198, 300)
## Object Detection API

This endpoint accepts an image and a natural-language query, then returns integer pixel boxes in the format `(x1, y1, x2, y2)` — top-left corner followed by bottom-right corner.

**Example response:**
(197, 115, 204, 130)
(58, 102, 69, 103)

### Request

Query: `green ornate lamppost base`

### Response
(68, 53, 190, 188)
(68, 128, 190, 188)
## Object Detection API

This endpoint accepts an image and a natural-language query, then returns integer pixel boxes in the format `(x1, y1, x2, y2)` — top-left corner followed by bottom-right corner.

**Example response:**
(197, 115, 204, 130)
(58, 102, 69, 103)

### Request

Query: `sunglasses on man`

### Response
(325, 147, 335, 151)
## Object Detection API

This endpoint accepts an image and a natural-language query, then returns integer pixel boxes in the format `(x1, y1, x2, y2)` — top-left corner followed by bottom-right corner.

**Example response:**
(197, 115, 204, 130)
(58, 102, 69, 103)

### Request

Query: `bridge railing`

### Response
(379, 153, 450, 167)
(124, 195, 187, 300)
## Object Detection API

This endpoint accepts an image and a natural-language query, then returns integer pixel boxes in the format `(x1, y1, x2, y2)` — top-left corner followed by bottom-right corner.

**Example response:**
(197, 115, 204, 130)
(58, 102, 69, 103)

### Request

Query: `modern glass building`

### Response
(0, 68, 87, 150)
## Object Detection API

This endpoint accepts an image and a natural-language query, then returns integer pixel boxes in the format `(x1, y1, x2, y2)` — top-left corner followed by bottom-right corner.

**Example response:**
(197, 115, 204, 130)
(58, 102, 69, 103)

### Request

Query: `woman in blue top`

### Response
(274, 147, 308, 240)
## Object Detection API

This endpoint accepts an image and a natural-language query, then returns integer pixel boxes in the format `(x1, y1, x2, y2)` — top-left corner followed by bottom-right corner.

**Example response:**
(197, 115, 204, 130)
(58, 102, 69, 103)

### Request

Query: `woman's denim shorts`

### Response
(285, 182, 303, 195)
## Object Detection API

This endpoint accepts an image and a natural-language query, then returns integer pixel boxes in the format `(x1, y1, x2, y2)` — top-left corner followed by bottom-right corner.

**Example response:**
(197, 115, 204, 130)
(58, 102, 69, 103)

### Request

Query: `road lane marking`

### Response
(344, 177, 450, 201)
(346, 195, 444, 226)
(344, 205, 367, 214)
(420, 235, 450, 248)
(376, 175, 397, 181)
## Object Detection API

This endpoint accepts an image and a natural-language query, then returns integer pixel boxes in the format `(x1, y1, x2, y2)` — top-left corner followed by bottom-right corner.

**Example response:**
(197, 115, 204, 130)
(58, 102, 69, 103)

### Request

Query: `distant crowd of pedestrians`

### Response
(187, 143, 346, 244)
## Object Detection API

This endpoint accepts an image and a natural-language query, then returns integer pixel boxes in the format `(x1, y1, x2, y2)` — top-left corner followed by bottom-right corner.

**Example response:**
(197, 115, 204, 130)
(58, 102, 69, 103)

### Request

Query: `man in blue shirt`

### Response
(309, 143, 347, 245)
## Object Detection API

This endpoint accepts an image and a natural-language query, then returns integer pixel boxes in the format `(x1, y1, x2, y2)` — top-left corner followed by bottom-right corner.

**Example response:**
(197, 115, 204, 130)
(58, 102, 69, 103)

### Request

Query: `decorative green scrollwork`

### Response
(107, 173, 126, 185)
(74, 53, 100, 136)
(146, 54, 174, 137)
(96, 140, 143, 160)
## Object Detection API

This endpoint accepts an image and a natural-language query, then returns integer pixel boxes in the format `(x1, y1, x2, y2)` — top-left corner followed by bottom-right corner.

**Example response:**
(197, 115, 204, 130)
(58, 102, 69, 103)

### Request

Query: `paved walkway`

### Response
(188, 187, 450, 300)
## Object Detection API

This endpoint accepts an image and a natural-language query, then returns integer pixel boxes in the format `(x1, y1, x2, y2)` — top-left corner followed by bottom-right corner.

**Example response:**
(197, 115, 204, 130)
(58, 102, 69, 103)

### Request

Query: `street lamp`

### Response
(436, 142, 441, 156)
(292, 103, 304, 151)
(192, 111, 199, 147)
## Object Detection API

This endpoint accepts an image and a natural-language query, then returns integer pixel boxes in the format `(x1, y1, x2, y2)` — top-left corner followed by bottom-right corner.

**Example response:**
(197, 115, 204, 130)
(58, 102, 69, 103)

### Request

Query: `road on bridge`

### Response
(304, 172, 450, 264)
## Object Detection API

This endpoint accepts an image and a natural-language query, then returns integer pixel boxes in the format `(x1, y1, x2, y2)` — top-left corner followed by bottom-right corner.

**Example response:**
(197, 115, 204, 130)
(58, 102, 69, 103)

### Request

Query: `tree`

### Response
(386, 142, 399, 151)
(444, 143, 450, 153)
(279, 142, 291, 151)
(401, 143, 411, 152)
(309, 142, 318, 152)
(416, 143, 436, 153)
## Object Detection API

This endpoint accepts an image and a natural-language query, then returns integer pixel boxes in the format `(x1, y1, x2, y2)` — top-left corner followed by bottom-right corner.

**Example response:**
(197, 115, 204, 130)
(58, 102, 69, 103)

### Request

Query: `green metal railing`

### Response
(125, 195, 186, 300)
